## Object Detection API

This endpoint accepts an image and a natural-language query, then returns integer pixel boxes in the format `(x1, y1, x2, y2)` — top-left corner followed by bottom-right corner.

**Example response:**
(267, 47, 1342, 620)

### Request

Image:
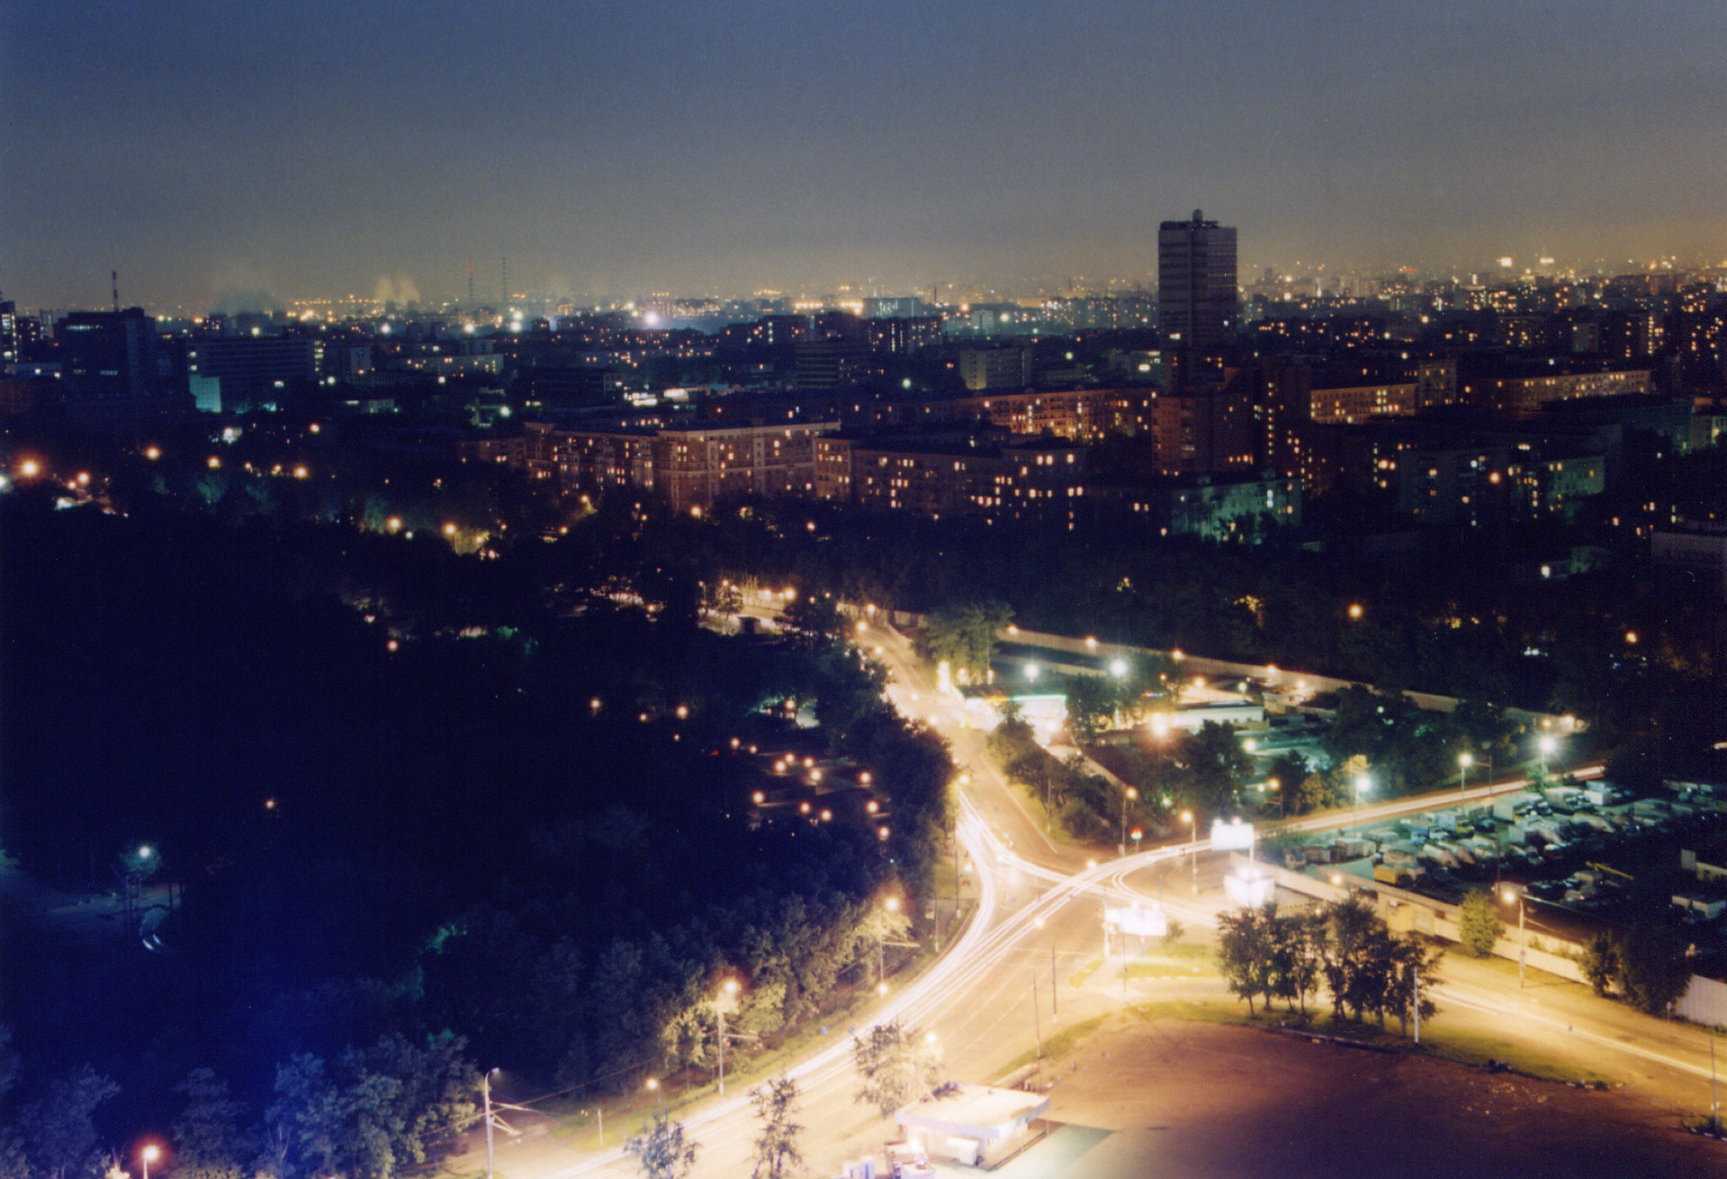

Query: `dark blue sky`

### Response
(4, 0, 1723, 308)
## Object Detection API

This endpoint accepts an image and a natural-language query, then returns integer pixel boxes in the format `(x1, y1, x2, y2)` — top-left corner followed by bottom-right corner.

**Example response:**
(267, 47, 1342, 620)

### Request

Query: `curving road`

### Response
(484, 619, 1712, 1178)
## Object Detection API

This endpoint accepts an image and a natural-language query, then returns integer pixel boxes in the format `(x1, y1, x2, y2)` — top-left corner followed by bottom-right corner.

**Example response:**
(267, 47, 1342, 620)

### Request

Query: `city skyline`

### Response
(5, 1, 1726, 310)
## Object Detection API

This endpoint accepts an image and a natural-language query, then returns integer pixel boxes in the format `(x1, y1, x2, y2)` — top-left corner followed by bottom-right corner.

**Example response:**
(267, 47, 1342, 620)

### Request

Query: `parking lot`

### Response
(1276, 777, 1727, 948)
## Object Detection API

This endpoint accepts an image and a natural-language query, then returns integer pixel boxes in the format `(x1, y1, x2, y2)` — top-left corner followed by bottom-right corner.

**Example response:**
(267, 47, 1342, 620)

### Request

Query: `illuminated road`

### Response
(511, 618, 1194, 1177)
(482, 617, 1710, 1178)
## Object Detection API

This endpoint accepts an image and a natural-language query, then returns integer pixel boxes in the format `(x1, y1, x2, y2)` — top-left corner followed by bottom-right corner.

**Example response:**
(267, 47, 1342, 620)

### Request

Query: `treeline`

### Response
(0, 495, 950, 1165)
(54, 427, 1727, 769)
(1217, 898, 1442, 1036)
(0, 1027, 479, 1179)
(989, 710, 1254, 840)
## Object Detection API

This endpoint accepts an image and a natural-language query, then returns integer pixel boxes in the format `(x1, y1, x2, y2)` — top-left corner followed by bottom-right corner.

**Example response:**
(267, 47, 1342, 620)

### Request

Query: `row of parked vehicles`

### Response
(1307, 779, 1727, 907)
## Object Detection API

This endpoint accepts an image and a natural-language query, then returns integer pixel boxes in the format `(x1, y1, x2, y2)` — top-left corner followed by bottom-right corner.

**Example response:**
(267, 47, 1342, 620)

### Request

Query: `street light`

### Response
(716, 978, 742, 1095)
(1457, 751, 1474, 790)
(1033, 915, 1058, 1015)
(1024, 661, 1041, 683)
(1537, 733, 1558, 777)
(1108, 657, 1128, 679)
(141, 1144, 161, 1179)
(1354, 773, 1372, 813)
(1499, 886, 1527, 988)
(1120, 786, 1139, 850)
(878, 897, 901, 987)
(481, 1068, 499, 1179)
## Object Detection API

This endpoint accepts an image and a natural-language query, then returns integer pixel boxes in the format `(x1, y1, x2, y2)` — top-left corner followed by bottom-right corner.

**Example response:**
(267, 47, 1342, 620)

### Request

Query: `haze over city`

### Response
(5, 5, 1727, 1179)
(5, 0, 1726, 309)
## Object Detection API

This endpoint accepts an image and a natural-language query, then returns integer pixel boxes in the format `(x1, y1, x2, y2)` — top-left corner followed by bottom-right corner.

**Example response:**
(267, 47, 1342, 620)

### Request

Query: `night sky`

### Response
(4, 0, 1724, 308)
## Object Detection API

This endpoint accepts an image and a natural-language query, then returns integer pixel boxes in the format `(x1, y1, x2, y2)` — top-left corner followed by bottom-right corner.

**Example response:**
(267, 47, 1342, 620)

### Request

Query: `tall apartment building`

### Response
(867, 316, 941, 355)
(1150, 383, 1254, 475)
(868, 387, 1154, 441)
(958, 346, 1032, 391)
(651, 421, 835, 510)
(1307, 382, 1420, 424)
(1466, 368, 1652, 414)
(186, 336, 317, 412)
(1158, 209, 1238, 352)
(819, 432, 1088, 522)
(0, 298, 16, 364)
(56, 307, 172, 422)
(525, 421, 658, 494)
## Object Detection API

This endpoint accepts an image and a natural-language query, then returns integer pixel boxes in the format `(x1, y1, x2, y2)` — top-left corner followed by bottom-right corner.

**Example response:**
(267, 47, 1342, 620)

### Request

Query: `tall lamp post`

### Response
(716, 978, 742, 1094)
(1119, 787, 1139, 853)
(481, 1069, 497, 1179)
(1181, 810, 1197, 891)
(141, 1145, 160, 1179)
(1354, 773, 1373, 815)
(1035, 915, 1058, 1016)
(1457, 752, 1474, 791)
(1500, 886, 1526, 988)
(878, 897, 900, 987)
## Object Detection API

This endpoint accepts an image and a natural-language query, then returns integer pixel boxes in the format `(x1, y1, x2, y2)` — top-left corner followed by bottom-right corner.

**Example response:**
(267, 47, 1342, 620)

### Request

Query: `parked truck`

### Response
(1373, 862, 1424, 886)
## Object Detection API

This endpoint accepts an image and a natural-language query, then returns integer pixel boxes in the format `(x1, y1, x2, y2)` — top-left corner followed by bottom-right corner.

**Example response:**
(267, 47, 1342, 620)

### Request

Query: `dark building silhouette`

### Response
(1158, 209, 1238, 353)
(186, 336, 317, 413)
(56, 307, 176, 424)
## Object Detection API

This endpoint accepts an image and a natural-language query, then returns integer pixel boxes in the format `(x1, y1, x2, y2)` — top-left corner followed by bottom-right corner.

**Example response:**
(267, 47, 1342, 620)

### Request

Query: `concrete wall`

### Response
(998, 624, 1578, 729)
(1675, 973, 1727, 1029)
(889, 610, 1574, 729)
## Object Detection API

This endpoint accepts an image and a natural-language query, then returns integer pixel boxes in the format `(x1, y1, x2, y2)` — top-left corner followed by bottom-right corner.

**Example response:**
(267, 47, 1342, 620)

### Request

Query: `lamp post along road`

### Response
(1412, 963, 1421, 1045)
(716, 977, 741, 1095)
(1032, 975, 1042, 1061)
(482, 1072, 495, 1179)
(1500, 887, 1527, 988)
(1035, 915, 1058, 1016)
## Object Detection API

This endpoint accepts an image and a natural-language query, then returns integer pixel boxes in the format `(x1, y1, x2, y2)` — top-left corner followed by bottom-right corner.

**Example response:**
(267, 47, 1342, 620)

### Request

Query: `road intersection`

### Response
(483, 619, 1718, 1178)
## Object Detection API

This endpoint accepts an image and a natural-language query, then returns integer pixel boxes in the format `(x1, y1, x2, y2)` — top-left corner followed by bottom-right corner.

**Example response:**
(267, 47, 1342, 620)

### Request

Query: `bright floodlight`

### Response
(1109, 657, 1128, 679)
(1355, 774, 1372, 795)
(1538, 734, 1558, 755)
(142, 1146, 161, 1164)
(1024, 661, 1040, 682)
(1458, 752, 1474, 768)
(137, 844, 154, 859)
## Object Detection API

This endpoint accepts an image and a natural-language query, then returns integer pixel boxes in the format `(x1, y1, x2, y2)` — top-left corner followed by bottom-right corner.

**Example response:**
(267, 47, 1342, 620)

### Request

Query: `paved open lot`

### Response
(970, 1016, 1722, 1178)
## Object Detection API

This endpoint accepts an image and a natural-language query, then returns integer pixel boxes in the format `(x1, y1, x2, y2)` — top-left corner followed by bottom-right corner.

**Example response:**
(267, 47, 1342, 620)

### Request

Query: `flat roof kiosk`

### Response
(893, 1083, 1050, 1169)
